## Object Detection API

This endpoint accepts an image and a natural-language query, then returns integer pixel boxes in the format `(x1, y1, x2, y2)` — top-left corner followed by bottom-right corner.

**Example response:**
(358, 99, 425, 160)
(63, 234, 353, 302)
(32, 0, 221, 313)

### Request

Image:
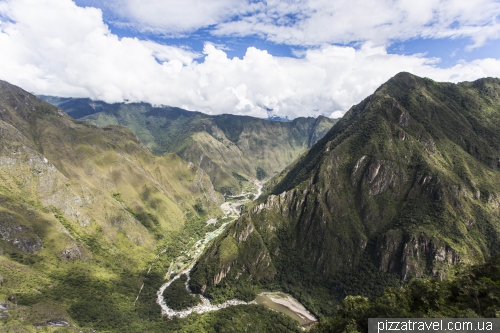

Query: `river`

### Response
(156, 181, 317, 325)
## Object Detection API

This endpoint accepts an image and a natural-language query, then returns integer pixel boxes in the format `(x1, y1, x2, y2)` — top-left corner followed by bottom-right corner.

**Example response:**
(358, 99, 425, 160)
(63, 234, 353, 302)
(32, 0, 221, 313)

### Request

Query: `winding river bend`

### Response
(156, 182, 316, 325)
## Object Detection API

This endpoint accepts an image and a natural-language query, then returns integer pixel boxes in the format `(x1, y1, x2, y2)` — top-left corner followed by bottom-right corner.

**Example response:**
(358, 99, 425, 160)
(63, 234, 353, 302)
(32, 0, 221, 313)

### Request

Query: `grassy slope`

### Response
(190, 73, 500, 318)
(39, 98, 337, 194)
(0, 81, 275, 332)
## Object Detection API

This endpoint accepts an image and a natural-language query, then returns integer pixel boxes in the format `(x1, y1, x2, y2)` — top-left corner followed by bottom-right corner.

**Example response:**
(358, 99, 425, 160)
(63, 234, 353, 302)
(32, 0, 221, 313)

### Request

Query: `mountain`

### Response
(0, 80, 234, 331)
(39, 97, 337, 195)
(37, 95, 111, 119)
(189, 72, 500, 316)
(0, 80, 223, 244)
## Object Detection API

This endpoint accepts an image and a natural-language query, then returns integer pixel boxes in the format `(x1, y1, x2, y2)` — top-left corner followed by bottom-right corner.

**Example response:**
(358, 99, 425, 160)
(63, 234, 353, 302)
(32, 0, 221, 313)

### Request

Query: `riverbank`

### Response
(255, 292, 317, 326)
(156, 184, 260, 318)
(156, 180, 317, 327)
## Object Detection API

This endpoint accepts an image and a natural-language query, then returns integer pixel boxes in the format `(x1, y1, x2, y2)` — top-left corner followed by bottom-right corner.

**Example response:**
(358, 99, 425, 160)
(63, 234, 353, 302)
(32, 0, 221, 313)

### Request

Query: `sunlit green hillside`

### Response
(0, 80, 231, 331)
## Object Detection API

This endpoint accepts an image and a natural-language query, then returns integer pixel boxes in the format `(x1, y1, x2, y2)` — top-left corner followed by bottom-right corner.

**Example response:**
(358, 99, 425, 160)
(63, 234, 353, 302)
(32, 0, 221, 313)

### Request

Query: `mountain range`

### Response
(1, 72, 499, 332)
(0, 81, 335, 332)
(39, 97, 337, 195)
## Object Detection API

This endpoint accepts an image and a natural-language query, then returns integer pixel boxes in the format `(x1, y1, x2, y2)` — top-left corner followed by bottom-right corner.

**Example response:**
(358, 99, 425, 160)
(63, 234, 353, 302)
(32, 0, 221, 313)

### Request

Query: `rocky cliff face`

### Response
(191, 73, 500, 309)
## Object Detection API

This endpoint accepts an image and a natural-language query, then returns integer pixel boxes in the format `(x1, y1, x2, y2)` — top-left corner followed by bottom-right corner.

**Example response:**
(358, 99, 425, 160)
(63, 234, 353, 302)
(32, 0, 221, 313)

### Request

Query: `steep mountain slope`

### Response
(0, 80, 226, 330)
(311, 255, 500, 332)
(40, 97, 337, 194)
(190, 73, 500, 315)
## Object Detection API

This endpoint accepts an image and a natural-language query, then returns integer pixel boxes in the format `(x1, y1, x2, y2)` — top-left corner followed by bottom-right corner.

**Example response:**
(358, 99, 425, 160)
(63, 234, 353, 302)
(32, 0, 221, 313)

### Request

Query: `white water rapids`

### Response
(156, 182, 262, 318)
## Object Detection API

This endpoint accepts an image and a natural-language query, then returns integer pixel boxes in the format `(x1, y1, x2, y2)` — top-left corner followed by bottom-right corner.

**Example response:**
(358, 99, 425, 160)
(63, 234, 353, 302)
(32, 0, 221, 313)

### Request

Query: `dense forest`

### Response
(311, 255, 500, 332)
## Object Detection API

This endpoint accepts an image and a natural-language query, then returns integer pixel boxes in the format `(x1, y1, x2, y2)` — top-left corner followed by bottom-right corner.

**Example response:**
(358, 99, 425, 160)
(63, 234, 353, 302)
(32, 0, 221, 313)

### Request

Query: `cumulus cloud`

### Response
(0, 0, 500, 119)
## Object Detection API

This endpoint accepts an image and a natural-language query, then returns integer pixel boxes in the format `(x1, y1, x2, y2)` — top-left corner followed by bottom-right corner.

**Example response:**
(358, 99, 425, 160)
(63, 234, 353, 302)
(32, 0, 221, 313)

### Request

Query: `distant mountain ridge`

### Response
(266, 115, 292, 122)
(189, 72, 500, 316)
(39, 97, 337, 194)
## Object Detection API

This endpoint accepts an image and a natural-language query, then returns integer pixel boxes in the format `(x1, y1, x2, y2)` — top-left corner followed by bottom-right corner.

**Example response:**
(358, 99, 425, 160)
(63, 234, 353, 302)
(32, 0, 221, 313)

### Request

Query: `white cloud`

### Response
(77, 0, 500, 48)
(103, 0, 261, 36)
(330, 110, 344, 119)
(0, 0, 500, 120)
(215, 0, 500, 48)
(139, 40, 200, 64)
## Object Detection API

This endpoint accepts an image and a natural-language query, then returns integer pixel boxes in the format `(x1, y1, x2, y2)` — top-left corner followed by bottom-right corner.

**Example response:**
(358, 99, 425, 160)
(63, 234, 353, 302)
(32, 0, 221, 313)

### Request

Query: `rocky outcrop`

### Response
(0, 303, 9, 319)
(59, 246, 84, 260)
(33, 318, 70, 327)
(376, 232, 461, 280)
(213, 265, 232, 286)
(0, 217, 43, 253)
(357, 159, 405, 196)
(235, 221, 254, 242)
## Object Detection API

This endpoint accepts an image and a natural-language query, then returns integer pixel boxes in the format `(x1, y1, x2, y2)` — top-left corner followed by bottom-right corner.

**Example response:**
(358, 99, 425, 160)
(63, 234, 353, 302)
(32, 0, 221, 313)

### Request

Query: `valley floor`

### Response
(157, 181, 317, 326)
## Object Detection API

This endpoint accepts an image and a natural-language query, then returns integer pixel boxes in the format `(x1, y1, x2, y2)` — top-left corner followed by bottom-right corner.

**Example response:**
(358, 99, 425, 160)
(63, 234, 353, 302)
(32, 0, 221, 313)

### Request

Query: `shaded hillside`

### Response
(39, 97, 337, 194)
(311, 256, 500, 332)
(37, 95, 110, 119)
(0, 80, 228, 331)
(190, 73, 500, 316)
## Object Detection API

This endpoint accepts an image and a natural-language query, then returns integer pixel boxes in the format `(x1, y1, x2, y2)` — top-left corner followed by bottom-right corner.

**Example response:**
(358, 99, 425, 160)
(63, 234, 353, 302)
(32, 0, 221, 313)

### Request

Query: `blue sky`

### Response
(0, 0, 499, 119)
(389, 37, 500, 67)
(74, 0, 500, 66)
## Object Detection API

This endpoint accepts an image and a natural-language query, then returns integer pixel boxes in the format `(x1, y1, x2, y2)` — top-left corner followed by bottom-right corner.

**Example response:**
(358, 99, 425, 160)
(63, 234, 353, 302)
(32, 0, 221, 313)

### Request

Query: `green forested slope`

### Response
(190, 73, 500, 317)
(311, 256, 500, 332)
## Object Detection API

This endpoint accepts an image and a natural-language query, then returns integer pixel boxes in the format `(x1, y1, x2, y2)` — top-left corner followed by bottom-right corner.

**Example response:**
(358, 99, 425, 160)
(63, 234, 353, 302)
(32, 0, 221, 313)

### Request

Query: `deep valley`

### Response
(1, 72, 500, 332)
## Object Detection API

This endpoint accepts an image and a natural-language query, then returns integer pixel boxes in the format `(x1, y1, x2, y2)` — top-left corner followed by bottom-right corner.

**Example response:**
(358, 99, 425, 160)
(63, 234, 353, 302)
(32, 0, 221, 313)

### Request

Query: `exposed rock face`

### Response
(0, 302, 8, 319)
(192, 73, 500, 298)
(213, 265, 232, 286)
(0, 218, 43, 253)
(33, 318, 70, 327)
(59, 246, 84, 260)
(375, 232, 460, 280)
(236, 221, 254, 242)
